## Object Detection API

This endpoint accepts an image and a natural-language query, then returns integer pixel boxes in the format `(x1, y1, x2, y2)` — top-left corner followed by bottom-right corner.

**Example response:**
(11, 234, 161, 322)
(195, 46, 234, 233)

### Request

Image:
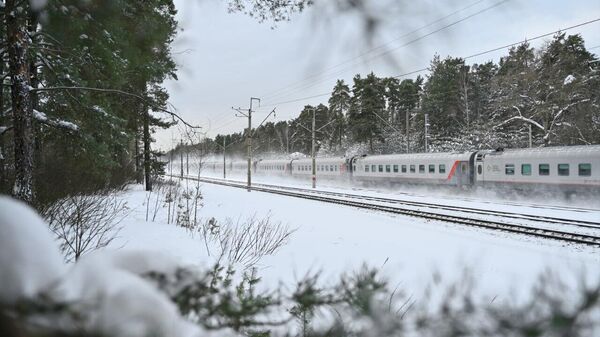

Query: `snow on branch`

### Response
(34, 109, 79, 131)
(549, 99, 591, 131)
(32, 86, 201, 129)
(0, 126, 10, 135)
(494, 106, 545, 131)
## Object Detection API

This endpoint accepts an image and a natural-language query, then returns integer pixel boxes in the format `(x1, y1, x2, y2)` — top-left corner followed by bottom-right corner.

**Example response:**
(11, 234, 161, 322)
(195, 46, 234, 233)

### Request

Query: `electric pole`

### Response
(424, 113, 430, 152)
(233, 97, 261, 192)
(311, 108, 316, 189)
(293, 107, 336, 189)
(406, 109, 410, 153)
(223, 137, 226, 179)
(179, 139, 184, 178)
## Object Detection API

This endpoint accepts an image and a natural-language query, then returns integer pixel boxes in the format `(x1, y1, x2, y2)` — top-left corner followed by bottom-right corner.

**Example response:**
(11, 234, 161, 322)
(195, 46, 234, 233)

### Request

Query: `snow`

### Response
(33, 109, 48, 122)
(105, 180, 600, 304)
(57, 120, 79, 131)
(29, 0, 47, 11)
(0, 196, 65, 304)
(0, 196, 202, 337)
(563, 74, 576, 85)
(55, 251, 199, 337)
(33, 109, 79, 131)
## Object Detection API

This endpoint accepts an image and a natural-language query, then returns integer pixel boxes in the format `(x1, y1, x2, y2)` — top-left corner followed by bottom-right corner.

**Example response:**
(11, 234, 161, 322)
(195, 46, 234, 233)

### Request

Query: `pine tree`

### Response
(328, 80, 350, 148)
(347, 73, 386, 152)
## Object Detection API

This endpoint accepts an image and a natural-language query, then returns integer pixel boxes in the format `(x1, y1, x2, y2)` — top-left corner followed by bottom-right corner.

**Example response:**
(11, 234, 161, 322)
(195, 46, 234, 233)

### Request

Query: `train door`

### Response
(468, 152, 478, 185)
(456, 161, 471, 187)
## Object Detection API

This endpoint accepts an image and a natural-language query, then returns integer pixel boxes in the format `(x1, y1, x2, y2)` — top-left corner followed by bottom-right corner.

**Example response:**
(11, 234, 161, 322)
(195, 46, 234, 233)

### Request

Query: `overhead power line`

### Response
(259, 17, 600, 109)
(261, 0, 509, 104)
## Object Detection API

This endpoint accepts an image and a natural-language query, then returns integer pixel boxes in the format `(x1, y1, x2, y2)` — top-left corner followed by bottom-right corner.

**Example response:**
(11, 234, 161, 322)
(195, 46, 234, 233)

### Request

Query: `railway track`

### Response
(172, 175, 600, 247)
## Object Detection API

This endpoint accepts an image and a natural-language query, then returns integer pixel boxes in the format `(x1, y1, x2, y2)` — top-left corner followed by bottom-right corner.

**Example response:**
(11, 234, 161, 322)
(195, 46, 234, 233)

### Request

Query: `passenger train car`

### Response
(201, 145, 600, 194)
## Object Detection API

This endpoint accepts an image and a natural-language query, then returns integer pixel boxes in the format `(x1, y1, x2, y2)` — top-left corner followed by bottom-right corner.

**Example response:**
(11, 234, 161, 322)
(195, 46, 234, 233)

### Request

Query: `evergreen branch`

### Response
(30, 86, 201, 129)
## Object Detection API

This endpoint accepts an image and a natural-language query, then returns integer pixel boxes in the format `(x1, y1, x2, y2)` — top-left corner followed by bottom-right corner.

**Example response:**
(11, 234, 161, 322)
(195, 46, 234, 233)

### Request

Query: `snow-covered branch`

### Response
(33, 110, 79, 131)
(494, 106, 545, 131)
(31, 86, 201, 129)
(549, 99, 591, 132)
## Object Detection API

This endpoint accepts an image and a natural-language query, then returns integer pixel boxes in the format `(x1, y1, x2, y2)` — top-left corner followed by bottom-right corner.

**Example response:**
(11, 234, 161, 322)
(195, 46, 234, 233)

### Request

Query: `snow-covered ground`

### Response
(110, 178, 600, 303)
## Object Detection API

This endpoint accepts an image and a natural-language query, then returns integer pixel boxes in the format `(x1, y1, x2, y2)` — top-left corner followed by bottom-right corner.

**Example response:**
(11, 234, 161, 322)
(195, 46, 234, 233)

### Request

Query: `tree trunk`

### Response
(0, 57, 5, 193)
(29, 12, 42, 183)
(7, 0, 34, 203)
(134, 119, 143, 184)
(143, 108, 152, 191)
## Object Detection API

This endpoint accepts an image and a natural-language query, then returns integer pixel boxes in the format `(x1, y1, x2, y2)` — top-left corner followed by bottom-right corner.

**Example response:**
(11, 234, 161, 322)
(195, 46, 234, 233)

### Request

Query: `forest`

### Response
(0, 0, 181, 205)
(201, 34, 600, 159)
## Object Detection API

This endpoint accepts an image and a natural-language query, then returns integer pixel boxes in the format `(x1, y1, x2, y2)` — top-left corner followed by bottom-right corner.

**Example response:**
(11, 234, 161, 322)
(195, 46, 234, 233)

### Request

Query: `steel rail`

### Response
(172, 175, 600, 247)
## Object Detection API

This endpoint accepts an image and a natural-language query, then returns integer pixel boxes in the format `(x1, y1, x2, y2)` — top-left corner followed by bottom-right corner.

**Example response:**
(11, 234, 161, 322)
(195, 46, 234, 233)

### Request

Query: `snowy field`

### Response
(110, 177, 600, 303)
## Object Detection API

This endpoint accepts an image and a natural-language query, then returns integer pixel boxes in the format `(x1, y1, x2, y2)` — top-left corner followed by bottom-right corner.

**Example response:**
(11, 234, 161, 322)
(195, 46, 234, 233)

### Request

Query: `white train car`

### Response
(352, 152, 473, 186)
(255, 159, 290, 175)
(291, 157, 347, 177)
(476, 145, 600, 193)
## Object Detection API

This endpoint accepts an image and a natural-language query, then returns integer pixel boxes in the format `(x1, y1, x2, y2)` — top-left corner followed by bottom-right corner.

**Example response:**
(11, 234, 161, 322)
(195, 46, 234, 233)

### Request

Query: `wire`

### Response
(261, 0, 508, 104)
(260, 17, 600, 108)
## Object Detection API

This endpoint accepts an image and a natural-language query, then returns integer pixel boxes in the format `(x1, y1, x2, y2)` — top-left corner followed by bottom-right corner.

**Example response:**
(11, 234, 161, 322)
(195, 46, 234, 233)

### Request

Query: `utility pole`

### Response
(462, 65, 470, 128)
(424, 113, 430, 152)
(223, 137, 226, 179)
(528, 124, 532, 148)
(186, 143, 189, 176)
(179, 139, 184, 178)
(406, 109, 410, 153)
(294, 107, 336, 189)
(311, 108, 316, 189)
(233, 97, 261, 192)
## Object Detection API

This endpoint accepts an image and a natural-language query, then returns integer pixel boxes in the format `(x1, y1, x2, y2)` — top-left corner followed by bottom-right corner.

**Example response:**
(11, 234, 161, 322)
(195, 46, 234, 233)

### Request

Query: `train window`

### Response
(365, 165, 370, 172)
(410, 165, 415, 173)
(579, 163, 591, 176)
(429, 165, 435, 173)
(386, 165, 391, 173)
(335, 165, 338, 172)
(539, 164, 550, 176)
(402, 165, 407, 173)
(440, 164, 446, 174)
(330, 165, 334, 171)
(505, 164, 515, 175)
(371, 165, 376, 172)
(476, 165, 481, 175)
(393, 165, 399, 173)
(378, 165, 384, 172)
(558, 164, 569, 176)
(521, 164, 532, 176)
(419, 165, 425, 173)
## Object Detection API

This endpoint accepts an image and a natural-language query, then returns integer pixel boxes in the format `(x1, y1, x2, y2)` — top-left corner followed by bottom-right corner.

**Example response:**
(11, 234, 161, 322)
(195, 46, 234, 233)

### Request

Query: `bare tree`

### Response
(202, 214, 295, 269)
(43, 192, 129, 262)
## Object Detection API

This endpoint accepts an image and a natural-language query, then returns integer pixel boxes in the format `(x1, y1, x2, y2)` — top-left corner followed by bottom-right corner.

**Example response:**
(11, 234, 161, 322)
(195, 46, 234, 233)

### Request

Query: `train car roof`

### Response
(293, 157, 345, 164)
(357, 152, 472, 162)
(256, 159, 291, 165)
(484, 145, 600, 159)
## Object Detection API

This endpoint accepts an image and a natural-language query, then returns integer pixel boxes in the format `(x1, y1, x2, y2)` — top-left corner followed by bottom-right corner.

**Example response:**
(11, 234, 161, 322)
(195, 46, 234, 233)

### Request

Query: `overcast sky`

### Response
(157, 0, 600, 149)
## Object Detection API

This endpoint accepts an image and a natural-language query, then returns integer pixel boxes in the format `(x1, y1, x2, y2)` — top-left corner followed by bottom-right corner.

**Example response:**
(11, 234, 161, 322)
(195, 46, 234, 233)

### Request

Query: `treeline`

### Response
(0, 0, 179, 205)
(206, 33, 599, 158)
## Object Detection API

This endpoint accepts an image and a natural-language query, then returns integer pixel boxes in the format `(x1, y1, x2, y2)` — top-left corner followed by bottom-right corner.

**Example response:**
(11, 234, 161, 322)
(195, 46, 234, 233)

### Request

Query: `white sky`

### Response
(158, 0, 600, 149)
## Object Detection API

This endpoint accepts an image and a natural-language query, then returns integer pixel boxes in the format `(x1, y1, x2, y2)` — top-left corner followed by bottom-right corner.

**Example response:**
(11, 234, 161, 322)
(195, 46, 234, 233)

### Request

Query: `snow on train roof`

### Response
(357, 152, 472, 162)
(292, 157, 345, 164)
(257, 159, 290, 165)
(485, 145, 600, 159)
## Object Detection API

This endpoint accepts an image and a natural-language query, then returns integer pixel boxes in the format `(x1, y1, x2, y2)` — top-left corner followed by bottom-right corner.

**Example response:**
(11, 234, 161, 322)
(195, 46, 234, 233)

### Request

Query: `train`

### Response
(202, 145, 600, 195)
